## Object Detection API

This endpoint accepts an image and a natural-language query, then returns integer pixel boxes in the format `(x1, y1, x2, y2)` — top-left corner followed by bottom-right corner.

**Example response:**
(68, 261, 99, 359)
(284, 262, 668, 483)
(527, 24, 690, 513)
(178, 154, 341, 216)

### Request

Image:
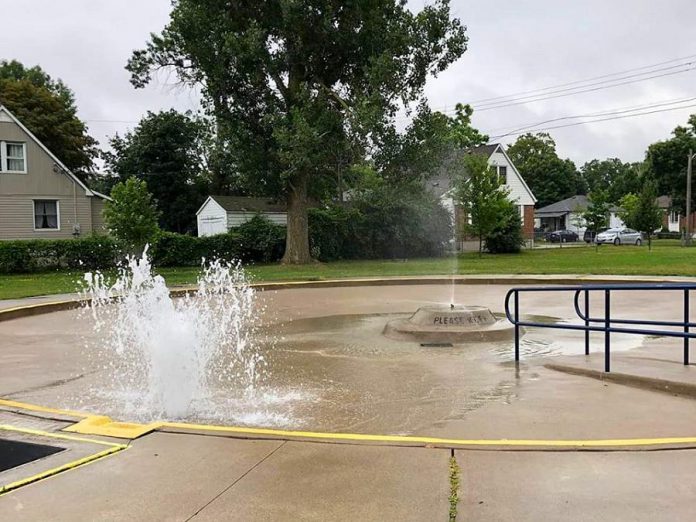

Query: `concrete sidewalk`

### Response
(2, 426, 696, 521)
(0, 431, 451, 521)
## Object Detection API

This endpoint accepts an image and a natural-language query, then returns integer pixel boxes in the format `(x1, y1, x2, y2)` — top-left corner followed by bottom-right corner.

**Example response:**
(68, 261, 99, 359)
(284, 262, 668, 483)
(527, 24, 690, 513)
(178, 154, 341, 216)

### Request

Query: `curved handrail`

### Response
(504, 288, 515, 324)
(506, 283, 694, 371)
(572, 287, 696, 328)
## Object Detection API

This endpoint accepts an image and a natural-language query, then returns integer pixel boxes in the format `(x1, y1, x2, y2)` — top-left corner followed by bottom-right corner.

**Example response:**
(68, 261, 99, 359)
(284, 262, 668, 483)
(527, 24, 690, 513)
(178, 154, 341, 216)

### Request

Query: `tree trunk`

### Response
(281, 174, 313, 264)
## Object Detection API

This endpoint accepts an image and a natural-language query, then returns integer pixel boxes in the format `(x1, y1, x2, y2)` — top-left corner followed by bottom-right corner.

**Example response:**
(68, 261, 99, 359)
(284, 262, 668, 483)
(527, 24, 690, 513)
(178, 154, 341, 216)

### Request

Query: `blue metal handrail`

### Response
(504, 283, 696, 372)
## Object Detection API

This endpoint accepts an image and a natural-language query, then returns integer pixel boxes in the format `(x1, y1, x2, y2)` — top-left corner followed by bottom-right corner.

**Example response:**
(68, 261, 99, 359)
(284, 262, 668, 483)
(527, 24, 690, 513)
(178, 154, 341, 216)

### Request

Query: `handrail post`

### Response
(584, 289, 590, 355)
(685, 289, 690, 365)
(514, 291, 520, 362)
(605, 289, 611, 372)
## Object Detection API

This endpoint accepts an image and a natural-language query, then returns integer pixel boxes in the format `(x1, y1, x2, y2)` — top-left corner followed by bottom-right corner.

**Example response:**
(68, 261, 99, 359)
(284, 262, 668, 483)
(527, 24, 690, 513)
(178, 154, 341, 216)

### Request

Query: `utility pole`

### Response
(688, 150, 693, 246)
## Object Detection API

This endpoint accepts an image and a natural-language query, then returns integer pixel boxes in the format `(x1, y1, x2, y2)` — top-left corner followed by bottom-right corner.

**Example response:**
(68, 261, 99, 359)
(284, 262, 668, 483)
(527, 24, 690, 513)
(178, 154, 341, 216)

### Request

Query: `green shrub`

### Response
(657, 231, 681, 240)
(485, 203, 524, 254)
(351, 187, 451, 259)
(0, 236, 121, 273)
(150, 231, 244, 266)
(237, 215, 286, 263)
(309, 206, 363, 261)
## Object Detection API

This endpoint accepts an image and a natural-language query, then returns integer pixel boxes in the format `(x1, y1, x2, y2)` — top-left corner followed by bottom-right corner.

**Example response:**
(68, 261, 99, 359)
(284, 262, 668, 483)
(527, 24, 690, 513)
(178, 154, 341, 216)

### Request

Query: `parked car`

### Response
(583, 227, 608, 243)
(595, 228, 643, 245)
(545, 229, 579, 243)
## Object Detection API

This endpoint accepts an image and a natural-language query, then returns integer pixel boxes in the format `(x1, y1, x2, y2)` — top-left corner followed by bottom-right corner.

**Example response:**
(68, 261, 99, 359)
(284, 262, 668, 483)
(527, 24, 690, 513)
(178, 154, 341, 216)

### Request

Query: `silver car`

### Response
(595, 227, 643, 246)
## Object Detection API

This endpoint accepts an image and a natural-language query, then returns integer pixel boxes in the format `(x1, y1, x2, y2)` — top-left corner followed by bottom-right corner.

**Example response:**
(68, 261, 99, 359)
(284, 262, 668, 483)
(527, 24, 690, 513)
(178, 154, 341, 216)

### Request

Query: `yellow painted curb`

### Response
(0, 424, 127, 495)
(159, 422, 696, 448)
(4, 397, 696, 449)
(0, 398, 89, 419)
(64, 415, 161, 439)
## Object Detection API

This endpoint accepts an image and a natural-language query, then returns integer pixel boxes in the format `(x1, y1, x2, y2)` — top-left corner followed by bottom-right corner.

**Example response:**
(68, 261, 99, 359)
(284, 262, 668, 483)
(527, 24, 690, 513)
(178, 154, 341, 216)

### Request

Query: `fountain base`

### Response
(383, 305, 516, 343)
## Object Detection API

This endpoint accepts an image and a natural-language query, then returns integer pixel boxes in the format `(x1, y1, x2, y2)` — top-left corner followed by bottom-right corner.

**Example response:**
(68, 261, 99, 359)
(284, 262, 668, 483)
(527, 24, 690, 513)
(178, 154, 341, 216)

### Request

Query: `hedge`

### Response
(0, 235, 121, 273)
(0, 200, 451, 273)
(656, 231, 681, 240)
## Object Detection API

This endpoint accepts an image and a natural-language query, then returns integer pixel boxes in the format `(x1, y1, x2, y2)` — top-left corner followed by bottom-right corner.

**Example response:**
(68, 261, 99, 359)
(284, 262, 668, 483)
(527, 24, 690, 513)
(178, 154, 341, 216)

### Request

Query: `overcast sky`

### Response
(2, 0, 695, 168)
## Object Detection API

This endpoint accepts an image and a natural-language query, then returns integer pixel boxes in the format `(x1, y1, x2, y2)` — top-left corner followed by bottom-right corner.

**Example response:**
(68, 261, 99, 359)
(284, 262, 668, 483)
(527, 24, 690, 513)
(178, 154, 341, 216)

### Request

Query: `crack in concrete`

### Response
(185, 440, 288, 521)
(3, 372, 93, 398)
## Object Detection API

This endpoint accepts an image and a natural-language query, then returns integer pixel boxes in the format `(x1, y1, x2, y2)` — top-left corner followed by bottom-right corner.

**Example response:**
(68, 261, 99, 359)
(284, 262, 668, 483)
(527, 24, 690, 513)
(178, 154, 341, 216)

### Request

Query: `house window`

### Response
(518, 205, 525, 226)
(498, 165, 507, 185)
(670, 210, 679, 224)
(0, 141, 27, 173)
(34, 200, 59, 230)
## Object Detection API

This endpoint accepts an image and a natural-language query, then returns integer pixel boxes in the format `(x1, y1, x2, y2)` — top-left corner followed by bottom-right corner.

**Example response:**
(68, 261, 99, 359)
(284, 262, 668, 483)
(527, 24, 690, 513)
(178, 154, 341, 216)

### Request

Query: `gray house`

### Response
(0, 105, 109, 240)
(535, 195, 623, 235)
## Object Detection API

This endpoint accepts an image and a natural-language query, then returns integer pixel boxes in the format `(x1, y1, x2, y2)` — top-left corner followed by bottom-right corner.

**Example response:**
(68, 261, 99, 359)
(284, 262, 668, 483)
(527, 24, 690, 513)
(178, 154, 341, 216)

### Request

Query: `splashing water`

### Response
(81, 249, 265, 419)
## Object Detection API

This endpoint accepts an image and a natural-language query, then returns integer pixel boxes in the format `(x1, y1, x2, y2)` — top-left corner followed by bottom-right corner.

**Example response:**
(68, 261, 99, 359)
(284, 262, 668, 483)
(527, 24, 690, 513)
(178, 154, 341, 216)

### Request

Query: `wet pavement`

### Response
(2, 280, 696, 520)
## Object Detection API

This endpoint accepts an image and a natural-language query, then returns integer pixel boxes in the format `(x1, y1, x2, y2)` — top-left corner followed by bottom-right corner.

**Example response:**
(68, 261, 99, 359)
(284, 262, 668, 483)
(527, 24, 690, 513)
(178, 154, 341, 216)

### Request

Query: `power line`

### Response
(476, 64, 696, 111)
(488, 101, 696, 140)
(488, 96, 696, 137)
(466, 53, 696, 105)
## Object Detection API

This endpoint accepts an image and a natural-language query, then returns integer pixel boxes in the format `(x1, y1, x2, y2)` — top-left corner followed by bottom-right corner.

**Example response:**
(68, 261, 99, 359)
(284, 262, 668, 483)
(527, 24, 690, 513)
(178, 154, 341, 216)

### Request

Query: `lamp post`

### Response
(687, 150, 695, 246)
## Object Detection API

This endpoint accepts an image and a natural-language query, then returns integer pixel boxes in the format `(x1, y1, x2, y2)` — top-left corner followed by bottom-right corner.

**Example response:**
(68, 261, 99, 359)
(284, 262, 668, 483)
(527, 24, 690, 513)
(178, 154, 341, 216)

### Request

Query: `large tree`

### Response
(0, 60, 98, 179)
(645, 114, 696, 214)
(581, 158, 642, 204)
(103, 110, 209, 234)
(506, 133, 585, 208)
(126, 0, 467, 264)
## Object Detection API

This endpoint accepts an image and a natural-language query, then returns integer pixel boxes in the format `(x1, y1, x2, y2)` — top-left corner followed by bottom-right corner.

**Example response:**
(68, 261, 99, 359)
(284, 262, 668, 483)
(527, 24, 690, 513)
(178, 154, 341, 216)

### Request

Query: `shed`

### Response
(196, 196, 287, 237)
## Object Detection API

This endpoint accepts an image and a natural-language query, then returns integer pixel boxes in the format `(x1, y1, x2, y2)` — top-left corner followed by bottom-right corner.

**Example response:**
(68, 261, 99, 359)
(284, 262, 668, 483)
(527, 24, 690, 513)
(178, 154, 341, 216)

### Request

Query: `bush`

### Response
(309, 206, 364, 261)
(657, 231, 681, 240)
(0, 235, 121, 273)
(149, 231, 242, 267)
(237, 215, 286, 263)
(485, 203, 524, 254)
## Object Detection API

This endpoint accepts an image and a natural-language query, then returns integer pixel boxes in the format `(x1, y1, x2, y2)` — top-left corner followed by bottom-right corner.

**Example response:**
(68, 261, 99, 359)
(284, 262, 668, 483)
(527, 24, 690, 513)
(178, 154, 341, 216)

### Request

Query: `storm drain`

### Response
(0, 438, 64, 472)
(420, 342, 454, 348)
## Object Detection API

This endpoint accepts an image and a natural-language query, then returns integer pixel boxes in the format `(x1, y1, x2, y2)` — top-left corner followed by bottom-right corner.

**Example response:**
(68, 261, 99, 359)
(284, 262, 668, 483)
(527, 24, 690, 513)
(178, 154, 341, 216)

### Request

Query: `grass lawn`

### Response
(1, 240, 696, 300)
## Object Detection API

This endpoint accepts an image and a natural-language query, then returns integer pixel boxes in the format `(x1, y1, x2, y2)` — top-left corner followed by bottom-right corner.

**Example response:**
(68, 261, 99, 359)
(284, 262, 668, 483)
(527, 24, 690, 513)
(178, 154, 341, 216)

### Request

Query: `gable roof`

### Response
(197, 195, 287, 215)
(427, 142, 537, 204)
(536, 194, 621, 216)
(469, 143, 500, 157)
(0, 104, 93, 196)
(536, 195, 589, 215)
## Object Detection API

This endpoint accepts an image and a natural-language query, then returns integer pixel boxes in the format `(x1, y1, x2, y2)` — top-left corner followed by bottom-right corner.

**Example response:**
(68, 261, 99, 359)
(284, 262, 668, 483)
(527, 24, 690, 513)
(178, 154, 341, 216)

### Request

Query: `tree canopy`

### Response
(645, 114, 696, 214)
(581, 158, 642, 204)
(127, 0, 467, 263)
(103, 110, 209, 234)
(104, 177, 161, 255)
(0, 60, 98, 179)
(506, 132, 585, 208)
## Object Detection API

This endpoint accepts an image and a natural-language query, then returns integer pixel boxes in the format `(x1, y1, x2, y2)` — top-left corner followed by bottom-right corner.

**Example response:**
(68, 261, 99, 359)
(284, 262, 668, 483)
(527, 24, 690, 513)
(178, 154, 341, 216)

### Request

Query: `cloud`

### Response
(2, 0, 695, 167)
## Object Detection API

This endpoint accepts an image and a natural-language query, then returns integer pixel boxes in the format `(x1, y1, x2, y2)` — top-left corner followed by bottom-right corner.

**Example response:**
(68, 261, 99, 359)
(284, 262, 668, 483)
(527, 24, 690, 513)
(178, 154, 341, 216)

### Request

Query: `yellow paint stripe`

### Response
(5, 397, 696, 448)
(0, 398, 90, 419)
(0, 446, 125, 495)
(160, 422, 696, 448)
(0, 424, 126, 448)
(0, 424, 127, 496)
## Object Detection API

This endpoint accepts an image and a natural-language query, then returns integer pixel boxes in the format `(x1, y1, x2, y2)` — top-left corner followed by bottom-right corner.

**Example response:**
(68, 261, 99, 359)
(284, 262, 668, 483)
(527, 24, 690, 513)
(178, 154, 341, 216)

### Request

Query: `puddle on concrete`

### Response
(24, 312, 646, 435)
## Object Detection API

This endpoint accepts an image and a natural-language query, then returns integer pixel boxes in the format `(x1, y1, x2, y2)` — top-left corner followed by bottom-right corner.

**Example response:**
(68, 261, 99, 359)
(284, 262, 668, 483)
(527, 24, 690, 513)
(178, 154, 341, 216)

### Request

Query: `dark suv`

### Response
(583, 228, 608, 243)
(545, 229, 579, 243)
